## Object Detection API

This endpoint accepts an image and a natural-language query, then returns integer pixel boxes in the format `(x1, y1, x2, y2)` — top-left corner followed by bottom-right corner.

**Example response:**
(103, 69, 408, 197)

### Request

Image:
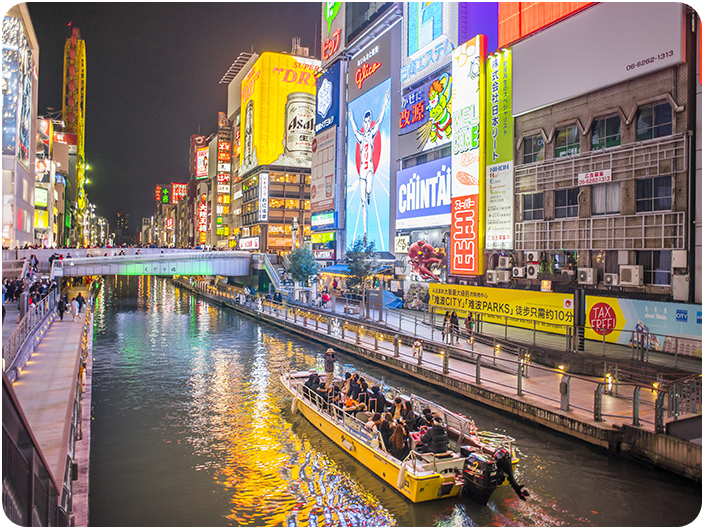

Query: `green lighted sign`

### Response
(324, 2, 341, 35)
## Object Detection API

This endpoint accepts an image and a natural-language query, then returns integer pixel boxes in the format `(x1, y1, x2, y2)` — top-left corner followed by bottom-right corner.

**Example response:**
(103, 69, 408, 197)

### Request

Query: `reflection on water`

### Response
(89, 276, 700, 527)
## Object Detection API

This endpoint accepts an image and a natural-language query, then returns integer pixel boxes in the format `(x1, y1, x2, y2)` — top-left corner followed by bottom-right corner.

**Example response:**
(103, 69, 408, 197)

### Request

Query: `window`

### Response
(591, 115, 621, 150)
(636, 102, 672, 141)
(555, 188, 579, 218)
(555, 125, 580, 157)
(523, 135, 544, 164)
(522, 192, 543, 221)
(592, 182, 620, 215)
(636, 177, 671, 213)
(637, 250, 671, 285)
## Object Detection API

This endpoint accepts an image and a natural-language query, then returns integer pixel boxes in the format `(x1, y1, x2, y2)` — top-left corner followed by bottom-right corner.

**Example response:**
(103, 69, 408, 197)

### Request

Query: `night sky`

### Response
(26, 2, 322, 231)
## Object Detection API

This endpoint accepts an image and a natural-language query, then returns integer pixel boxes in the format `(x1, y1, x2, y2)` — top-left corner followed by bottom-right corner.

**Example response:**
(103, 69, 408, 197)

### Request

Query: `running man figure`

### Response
(348, 88, 390, 244)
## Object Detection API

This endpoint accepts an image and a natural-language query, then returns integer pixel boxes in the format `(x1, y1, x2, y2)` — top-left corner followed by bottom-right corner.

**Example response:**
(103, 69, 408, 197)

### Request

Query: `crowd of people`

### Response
(2, 276, 60, 325)
(442, 310, 475, 344)
(301, 348, 450, 462)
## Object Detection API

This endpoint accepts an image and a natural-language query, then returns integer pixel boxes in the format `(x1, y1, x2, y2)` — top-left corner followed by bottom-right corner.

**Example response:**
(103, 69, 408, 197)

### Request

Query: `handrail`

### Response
(260, 253, 283, 291)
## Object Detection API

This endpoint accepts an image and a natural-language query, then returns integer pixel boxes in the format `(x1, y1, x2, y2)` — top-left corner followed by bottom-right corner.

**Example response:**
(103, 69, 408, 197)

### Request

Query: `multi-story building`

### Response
(2, 5, 39, 249)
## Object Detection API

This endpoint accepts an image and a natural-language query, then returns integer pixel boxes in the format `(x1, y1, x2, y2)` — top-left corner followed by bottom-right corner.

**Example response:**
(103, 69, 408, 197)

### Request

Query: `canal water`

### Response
(89, 276, 700, 526)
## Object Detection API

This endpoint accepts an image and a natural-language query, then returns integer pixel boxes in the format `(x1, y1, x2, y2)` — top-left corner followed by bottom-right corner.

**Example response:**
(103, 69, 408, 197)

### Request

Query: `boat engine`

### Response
(460, 452, 500, 505)
(493, 447, 530, 501)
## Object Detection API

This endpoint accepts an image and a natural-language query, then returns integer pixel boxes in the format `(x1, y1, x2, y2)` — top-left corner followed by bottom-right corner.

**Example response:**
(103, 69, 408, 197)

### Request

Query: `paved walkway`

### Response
(187, 281, 702, 439)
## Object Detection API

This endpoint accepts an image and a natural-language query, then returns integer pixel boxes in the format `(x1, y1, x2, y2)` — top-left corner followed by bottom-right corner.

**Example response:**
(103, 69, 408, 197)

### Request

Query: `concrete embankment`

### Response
(173, 279, 701, 482)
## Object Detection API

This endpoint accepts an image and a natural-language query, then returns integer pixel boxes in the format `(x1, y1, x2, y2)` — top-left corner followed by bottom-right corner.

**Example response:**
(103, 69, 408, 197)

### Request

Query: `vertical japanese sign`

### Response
(258, 172, 269, 222)
(485, 48, 514, 250)
(321, 1, 345, 67)
(451, 35, 486, 275)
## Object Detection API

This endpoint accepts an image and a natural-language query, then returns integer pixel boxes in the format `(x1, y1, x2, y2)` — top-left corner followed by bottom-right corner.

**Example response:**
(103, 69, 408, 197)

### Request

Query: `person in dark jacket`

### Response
(379, 420, 393, 450)
(57, 296, 67, 321)
(450, 311, 460, 344)
(76, 292, 86, 313)
(368, 385, 387, 414)
(356, 381, 370, 407)
(419, 417, 449, 454)
(401, 400, 416, 429)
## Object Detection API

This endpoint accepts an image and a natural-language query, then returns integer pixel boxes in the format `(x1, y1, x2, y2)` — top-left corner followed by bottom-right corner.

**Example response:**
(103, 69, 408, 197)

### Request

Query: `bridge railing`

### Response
(2, 259, 28, 280)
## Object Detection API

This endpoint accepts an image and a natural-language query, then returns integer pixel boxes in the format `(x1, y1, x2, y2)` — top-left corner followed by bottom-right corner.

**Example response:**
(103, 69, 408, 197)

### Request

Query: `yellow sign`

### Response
(239, 52, 320, 173)
(428, 283, 574, 334)
(34, 210, 49, 229)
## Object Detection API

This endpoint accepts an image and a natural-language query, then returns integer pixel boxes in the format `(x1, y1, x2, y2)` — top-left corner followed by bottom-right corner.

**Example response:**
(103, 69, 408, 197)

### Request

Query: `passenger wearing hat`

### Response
(418, 416, 449, 454)
(323, 348, 337, 389)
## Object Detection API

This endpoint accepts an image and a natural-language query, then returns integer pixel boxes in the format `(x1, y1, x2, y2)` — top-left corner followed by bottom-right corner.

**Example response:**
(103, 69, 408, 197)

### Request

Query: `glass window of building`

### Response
(591, 115, 621, 150)
(285, 199, 299, 210)
(636, 176, 672, 213)
(523, 135, 545, 164)
(555, 125, 580, 157)
(637, 250, 671, 285)
(522, 192, 543, 221)
(555, 187, 579, 218)
(269, 198, 284, 209)
(592, 182, 620, 215)
(636, 102, 672, 141)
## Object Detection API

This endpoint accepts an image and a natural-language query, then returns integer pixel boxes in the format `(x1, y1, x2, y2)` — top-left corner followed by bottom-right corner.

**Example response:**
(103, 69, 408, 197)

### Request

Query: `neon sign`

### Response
(322, 28, 341, 62)
(355, 62, 382, 90)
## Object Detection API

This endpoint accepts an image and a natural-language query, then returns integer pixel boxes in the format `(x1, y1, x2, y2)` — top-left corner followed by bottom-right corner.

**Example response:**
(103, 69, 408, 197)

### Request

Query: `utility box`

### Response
(671, 275, 689, 301)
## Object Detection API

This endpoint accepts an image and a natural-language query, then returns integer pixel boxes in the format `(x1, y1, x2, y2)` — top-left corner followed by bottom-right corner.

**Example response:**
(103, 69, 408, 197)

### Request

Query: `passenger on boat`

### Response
(391, 397, 403, 421)
(365, 412, 382, 432)
(418, 417, 449, 454)
(379, 420, 393, 450)
(303, 373, 318, 399)
(415, 408, 433, 429)
(356, 382, 370, 407)
(401, 401, 416, 429)
(348, 375, 361, 399)
(388, 422, 411, 461)
(368, 386, 387, 413)
(341, 372, 355, 395)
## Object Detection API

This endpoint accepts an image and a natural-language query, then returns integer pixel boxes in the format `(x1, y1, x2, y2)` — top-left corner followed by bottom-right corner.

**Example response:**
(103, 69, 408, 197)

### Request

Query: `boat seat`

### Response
(419, 451, 455, 462)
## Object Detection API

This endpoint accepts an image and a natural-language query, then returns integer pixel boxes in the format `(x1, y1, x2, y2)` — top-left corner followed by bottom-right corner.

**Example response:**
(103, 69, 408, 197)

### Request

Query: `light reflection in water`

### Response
(89, 276, 701, 528)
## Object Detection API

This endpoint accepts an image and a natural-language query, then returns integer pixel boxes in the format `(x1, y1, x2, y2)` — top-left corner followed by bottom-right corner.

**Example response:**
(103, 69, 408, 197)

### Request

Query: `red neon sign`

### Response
(355, 62, 382, 90)
(322, 28, 342, 62)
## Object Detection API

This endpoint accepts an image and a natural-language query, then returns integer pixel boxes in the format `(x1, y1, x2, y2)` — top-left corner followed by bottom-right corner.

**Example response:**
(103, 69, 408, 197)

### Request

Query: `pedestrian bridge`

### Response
(50, 251, 252, 279)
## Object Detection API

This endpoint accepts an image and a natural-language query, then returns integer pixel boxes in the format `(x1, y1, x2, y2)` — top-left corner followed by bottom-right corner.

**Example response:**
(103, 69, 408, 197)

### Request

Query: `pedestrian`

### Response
(323, 348, 337, 388)
(57, 296, 67, 320)
(464, 311, 474, 341)
(413, 339, 423, 360)
(71, 297, 80, 321)
(451, 311, 459, 344)
(76, 292, 86, 313)
(442, 311, 452, 344)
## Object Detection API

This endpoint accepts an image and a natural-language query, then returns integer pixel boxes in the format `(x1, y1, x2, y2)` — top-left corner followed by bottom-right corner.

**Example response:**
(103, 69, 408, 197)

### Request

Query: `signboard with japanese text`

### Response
(578, 169, 612, 186)
(258, 172, 269, 221)
(239, 236, 260, 250)
(312, 211, 337, 230)
(348, 30, 392, 101)
(171, 183, 188, 204)
(311, 127, 337, 214)
(315, 61, 341, 134)
(321, 1, 345, 67)
(585, 296, 702, 355)
(450, 35, 486, 275)
(396, 156, 451, 229)
(401, 2, 458, 89)
(429, 283, 574, 334)
(485, 48, 514, 250)
(196, 146, 209, 178)
(239, 52, 320, 175)
(398, 71, 453, 158)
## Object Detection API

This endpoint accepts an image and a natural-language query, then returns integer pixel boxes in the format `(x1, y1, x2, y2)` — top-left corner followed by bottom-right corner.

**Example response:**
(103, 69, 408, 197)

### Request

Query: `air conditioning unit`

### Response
(513, 266, 526, 278)
(619, 265, 644, 286)
(498, 270, 512, 282)
(578, 267, 597, 285)
(526, 264, 540, 279)
(561, 269, 576, 277)
(604, 273, 619, 286)
(498, 256, 512, 269)
(525, 251, 542, 263)
(486, 270, 499, 284)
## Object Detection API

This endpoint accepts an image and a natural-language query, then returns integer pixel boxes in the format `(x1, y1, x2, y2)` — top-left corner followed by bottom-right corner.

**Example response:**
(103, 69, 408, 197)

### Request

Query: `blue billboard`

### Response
(315, 61, 341, 134)
(346, 78, 391, 251)
(396, 156, 452, 230)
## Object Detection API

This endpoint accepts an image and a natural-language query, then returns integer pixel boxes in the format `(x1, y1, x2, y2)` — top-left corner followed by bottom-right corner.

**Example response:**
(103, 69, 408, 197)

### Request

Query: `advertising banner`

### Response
(429, 283, 574, 334)
(585, 296, 702, 356)
(401, 2, 459, 89)
(311, 127, 336, 214)
(53, 132, 77, 155)
(239, 52, 320, 175)
(34, 210, 49, 229)
(315, 61, 341, 134)
(258, 172, 269, 222)
(312, 211, 337, 230)
(485, 48, 514, 250)
(450, 35, 486, 275)
(398, 71, 453, 158)
(396, 156, 451, 230)
(35, 186, 48, 208)
(196, 147, 209, 178)
(348, 30, 392, 101)
(171, 183, 188, 204)
(399, 228, 448, 283)
(321, 1, 345, 67)
(346, 78, 392, 251)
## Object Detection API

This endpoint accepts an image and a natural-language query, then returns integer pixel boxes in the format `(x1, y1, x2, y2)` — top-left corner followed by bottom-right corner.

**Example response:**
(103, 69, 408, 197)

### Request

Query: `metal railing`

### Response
(3, 290, 59, 380)
(181, 278, 692, 434)
(2, 259, 29, 280)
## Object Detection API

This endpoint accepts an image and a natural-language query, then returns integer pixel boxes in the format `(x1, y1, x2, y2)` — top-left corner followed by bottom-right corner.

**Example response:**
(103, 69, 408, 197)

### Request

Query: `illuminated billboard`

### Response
(35, 186, 48, 208)
(239, 52, 320, 175)
(321, 1, 345, 67)
(315, 61, 341, 134)
(346, 77, 391, 251)
(450, 35, 486, 276)
(485, 48, 513, 250)
(190, 135, 206, 177)
(348, 30, 392, 102)
(196, 146, 209, 178)
(171, 183, 188, 204)
(311, 127, 336, 214)
(398, 71, 453, 158)
(396, 156, 451, 230)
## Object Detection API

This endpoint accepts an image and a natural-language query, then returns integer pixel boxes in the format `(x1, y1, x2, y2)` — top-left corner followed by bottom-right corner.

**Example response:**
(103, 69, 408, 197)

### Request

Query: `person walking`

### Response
(71, 297, 80, 321)
(450, 311, 459, 344)
(442, 311, 452, 344)
(323, 348, 337, 389)
(464, 311, 474, 341)
(76, 292, 86, 313)
(57, 295, 67, 320)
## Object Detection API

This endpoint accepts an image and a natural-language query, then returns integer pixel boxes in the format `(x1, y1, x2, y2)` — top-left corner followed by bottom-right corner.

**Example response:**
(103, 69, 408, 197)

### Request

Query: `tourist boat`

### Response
(280, 366, 529, 505)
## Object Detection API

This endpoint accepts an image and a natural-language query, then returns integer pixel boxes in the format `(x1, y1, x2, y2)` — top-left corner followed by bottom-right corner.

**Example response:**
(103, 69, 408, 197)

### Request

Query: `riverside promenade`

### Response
(2, 287, 92, 527)
(174, 278, 701, 481)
